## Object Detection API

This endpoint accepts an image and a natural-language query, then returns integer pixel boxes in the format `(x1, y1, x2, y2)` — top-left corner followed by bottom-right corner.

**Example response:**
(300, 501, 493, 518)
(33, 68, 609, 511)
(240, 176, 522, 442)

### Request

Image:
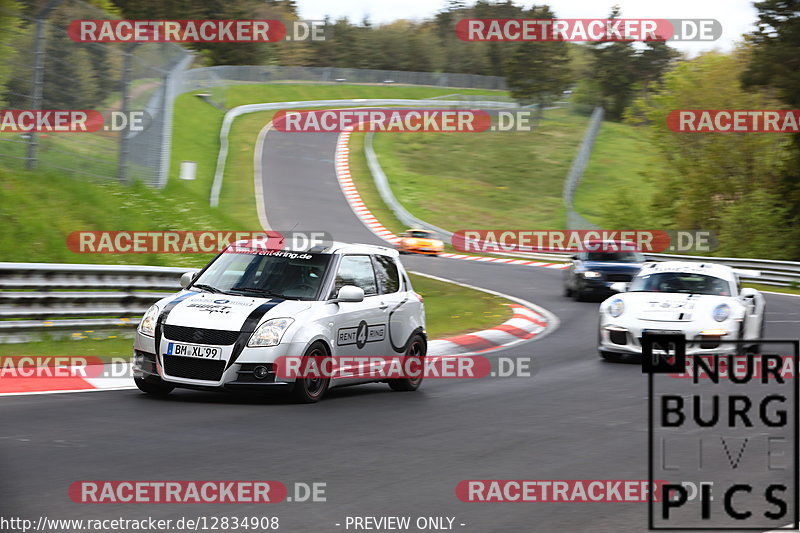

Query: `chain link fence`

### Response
(0, 0, 191, 187)
(178, 65, 508, 107)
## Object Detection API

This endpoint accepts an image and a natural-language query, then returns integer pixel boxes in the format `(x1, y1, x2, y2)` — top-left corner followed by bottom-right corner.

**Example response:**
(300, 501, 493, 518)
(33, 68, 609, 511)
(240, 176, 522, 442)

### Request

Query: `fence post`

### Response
(117, 42, 137, 184)
(25, 0, 62, 170)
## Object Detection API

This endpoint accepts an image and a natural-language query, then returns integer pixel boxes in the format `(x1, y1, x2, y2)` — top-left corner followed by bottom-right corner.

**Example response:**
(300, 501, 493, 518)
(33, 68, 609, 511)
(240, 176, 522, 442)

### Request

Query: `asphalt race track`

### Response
(1, 128, 799, 532)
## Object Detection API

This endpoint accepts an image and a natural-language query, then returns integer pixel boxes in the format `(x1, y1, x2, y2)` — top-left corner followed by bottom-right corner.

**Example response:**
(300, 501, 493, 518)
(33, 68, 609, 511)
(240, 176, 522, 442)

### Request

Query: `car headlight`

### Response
(609, 299, 624, 318)
(138, 305, 159, 337)
(713, 303, 730, 322)
(248, 318, 294, 347)
(582, 270, 602, 278)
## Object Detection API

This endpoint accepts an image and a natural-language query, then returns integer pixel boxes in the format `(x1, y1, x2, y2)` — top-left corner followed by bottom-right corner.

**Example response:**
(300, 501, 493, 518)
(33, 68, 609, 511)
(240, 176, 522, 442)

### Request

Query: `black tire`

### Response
(573, 285, 586, 302)
(388, 334, 426, 392)
(291, 341, 330, 403)
(563, 283, 573, 297)
(745, 312, 766, 355)
(599, 350, 623, 362)
(134, 376, 174, 396)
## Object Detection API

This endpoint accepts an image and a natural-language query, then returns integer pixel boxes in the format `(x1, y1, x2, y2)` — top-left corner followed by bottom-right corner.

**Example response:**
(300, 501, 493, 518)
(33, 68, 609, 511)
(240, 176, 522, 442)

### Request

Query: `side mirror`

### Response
(571, 254, 579, 260)
(333, 285, 365, 303)
(609, 282, 628, 293)
(180, 271, 198, 289)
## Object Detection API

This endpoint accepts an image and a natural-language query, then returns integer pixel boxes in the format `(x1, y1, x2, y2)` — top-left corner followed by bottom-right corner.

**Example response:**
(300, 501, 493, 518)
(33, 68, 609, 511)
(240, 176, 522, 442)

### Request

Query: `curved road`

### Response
(1, 129, 798, 532)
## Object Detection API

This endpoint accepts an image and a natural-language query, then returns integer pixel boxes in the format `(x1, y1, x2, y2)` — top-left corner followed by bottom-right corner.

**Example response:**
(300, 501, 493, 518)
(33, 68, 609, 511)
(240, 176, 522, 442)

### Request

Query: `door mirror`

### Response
(334, 285, 365, 303)
(180, 271, 198, 289)
(571, 254, 579, 260)
(609, 282, 628, 293)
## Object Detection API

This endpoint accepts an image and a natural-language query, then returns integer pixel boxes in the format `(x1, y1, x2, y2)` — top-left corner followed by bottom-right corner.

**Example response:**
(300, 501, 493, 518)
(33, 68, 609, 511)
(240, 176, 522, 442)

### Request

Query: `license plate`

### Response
(166, 342, 222, 359)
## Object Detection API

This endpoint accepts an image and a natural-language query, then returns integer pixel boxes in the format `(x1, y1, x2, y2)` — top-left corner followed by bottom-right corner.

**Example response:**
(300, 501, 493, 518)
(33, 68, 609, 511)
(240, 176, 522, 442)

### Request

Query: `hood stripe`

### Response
(154, 292, 197, 366)
(226, 299, 285, 369)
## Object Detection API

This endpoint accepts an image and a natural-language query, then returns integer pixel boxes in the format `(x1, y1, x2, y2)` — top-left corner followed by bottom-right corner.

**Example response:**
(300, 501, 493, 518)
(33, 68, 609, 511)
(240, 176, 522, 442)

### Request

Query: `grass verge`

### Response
(410, 273, 512, 339)
(743, 283, 800, 296)
(572, 121, 666, 227)
(367, 107, 588, 231)
(0, 337, 134, 359)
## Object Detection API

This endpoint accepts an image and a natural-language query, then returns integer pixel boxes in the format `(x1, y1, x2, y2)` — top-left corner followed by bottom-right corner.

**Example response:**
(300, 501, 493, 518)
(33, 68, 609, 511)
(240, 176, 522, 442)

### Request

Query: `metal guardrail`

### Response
(462, 249, 800, 288)
(0, 263, 195, 344)
(563, 107, 604, 230)
(644, 253, 800, 288)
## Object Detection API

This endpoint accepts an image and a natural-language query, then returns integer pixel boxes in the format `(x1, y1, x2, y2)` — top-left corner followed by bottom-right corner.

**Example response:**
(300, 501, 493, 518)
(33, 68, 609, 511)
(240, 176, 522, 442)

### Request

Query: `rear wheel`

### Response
(134, 376, 174, 396)
(291, 341, 330, 403)
(388, 334, 426, 392)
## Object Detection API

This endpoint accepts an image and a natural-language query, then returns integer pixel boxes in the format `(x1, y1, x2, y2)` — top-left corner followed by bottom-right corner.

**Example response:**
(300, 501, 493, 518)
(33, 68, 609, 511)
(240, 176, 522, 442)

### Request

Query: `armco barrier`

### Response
(563, 106, 604, 230)
(0, 263, 194, 343)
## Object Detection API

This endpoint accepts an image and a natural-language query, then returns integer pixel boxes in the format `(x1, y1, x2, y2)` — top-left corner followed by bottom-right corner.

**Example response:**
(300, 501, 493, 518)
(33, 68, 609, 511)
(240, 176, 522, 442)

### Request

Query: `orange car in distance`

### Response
(397, 229, 445, 256)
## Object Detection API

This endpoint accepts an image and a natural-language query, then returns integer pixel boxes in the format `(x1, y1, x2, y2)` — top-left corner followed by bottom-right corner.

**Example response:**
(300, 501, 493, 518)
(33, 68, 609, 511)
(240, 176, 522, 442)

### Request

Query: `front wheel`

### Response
(291, 341, 330, 403)
(388, 334, 426, 392)
(598, 350, 623, 362)
(134, 376, 174, 396)
(743, 314, 765, 355)
(573, 286, 587, 302)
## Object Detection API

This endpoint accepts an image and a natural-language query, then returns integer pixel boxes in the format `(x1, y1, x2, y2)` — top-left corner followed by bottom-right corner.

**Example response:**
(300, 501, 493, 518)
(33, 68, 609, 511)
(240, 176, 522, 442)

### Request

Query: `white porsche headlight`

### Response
(609, 298, 625, 318)
(582, 271, 602, 278)
(248, 318, 294, 347)
(713, 303, 730, 322)
(138, 305, 159, 337)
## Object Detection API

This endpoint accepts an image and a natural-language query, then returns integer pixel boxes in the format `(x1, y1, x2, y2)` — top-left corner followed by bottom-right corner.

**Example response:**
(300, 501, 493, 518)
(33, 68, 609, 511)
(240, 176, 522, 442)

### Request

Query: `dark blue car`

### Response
(563, 248, 644, 301)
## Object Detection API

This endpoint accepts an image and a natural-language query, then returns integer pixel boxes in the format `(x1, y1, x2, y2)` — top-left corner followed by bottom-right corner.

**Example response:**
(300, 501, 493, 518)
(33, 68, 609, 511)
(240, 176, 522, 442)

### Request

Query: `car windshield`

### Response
(409, 231, 434, 239)
(585, 251, 643, 262)
(190, 250, 333, 300)
(629, 272, 732, 296)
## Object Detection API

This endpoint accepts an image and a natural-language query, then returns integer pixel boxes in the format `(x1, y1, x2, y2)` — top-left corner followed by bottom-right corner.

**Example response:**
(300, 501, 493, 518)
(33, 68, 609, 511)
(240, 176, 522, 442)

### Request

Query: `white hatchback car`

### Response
(133, 241, 426, 402)
(598, 261, 766, 360)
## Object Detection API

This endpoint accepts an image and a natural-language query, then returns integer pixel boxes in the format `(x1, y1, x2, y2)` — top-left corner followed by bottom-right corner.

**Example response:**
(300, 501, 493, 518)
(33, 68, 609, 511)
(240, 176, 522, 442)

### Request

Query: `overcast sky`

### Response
(297, 0, 758, 56)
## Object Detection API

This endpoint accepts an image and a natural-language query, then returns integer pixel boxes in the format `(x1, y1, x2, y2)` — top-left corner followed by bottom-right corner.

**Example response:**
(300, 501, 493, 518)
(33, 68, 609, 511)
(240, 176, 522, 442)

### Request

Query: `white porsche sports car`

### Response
(598, 261, 766, 360)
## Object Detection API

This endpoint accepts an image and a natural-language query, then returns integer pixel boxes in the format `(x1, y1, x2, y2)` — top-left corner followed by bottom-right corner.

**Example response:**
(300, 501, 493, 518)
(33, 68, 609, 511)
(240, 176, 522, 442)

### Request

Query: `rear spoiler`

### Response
(734, 269, 761, 278)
